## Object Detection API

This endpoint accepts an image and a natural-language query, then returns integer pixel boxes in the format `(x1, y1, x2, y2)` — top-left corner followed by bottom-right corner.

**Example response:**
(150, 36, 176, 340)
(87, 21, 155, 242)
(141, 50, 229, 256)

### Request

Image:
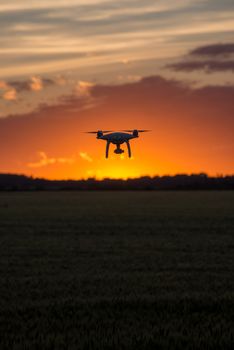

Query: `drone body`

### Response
(86, 129, 150, 158)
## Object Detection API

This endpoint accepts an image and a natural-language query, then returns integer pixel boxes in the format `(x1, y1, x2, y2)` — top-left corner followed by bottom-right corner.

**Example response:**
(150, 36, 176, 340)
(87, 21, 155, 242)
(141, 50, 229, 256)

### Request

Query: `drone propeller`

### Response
(122, 129, 151, 133)
(85, 130, 113, 134)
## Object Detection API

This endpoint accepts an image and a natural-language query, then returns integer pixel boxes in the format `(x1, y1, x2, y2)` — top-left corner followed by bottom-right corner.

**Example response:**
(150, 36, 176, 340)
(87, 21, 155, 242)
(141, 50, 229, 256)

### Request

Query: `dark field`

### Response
(0, 191, 234, 349)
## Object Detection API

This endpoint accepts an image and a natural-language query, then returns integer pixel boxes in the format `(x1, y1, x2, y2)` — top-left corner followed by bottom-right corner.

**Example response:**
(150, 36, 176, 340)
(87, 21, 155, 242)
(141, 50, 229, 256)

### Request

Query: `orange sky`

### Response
(1, 76, 233, 179)
(0, 1, 234, 179)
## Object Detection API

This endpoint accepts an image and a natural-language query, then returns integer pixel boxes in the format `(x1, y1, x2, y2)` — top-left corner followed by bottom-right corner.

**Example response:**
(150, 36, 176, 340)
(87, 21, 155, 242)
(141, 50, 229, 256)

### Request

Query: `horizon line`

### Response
(1, 172, 234, 182)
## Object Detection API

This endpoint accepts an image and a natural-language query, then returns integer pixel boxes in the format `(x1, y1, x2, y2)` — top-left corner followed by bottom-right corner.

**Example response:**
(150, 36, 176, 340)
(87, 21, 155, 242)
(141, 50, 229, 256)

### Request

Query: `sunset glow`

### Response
(0, 0, 234, 179)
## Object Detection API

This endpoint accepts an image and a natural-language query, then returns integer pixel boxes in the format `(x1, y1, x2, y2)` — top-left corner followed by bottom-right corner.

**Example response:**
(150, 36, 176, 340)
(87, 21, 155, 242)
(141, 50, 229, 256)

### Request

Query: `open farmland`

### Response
(0, 191, 234, 349)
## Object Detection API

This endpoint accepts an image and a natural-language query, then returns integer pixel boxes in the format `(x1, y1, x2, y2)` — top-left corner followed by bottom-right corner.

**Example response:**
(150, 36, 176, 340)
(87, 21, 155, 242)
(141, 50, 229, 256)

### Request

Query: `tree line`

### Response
(0, 173, 233, 190)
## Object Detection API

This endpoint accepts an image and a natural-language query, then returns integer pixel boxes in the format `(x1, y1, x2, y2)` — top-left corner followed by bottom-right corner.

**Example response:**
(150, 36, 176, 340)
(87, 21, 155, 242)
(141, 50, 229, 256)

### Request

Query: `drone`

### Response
(85, 129, 150, 158)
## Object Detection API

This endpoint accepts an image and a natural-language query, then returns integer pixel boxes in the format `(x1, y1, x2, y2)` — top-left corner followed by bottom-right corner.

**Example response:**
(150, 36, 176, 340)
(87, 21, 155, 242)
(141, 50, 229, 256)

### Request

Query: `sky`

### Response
(0, 0, 234, 179)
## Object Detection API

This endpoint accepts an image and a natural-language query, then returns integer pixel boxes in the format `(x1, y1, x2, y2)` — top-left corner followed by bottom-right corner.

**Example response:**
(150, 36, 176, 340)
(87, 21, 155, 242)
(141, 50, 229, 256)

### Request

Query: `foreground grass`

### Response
(0, 191, 233, 349)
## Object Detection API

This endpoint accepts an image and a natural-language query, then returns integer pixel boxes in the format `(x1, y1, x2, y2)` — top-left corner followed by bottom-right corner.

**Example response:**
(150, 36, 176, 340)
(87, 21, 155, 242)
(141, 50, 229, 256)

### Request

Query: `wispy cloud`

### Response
(0, 0, 200, 14)
(75, 81, 95, 98)
(0, 80, 17, 100)
(28, 150, 93, 168)
(29, 76, 43, 91)
(1, 0, 234, 80)
(1, 1, 234, 123)
(0, 0, 115, 13)
(1, 76, 54, 96)
(27, 151, 76, 168)
(79, 152, 93, 162)
(167, 42, 234, 73)
(3, 88, 17, 100)
(0, 80, 9, 89)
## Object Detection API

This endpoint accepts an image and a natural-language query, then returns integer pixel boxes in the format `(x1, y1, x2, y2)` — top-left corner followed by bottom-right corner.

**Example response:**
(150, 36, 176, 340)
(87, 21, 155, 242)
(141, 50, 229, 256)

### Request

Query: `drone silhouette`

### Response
(85, 129, 150, 158)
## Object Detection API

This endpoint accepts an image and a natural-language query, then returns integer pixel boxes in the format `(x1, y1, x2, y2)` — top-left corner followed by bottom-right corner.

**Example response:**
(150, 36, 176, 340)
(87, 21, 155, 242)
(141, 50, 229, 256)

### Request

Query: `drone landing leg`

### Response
(126, 141, 131, 158)
(106, 141, 110, 158)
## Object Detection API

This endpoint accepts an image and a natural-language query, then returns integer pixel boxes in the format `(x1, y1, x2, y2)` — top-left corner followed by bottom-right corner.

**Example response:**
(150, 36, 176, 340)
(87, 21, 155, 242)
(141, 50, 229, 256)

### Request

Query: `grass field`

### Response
(0, 191, 233, 349)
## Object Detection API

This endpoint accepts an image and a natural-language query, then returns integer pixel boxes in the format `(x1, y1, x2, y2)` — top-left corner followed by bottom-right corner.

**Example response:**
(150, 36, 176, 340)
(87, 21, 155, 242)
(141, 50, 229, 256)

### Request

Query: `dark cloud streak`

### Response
(167, 42, 234, 73)
(168, 60, 234, 72)
(190, 43, 234, 57)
